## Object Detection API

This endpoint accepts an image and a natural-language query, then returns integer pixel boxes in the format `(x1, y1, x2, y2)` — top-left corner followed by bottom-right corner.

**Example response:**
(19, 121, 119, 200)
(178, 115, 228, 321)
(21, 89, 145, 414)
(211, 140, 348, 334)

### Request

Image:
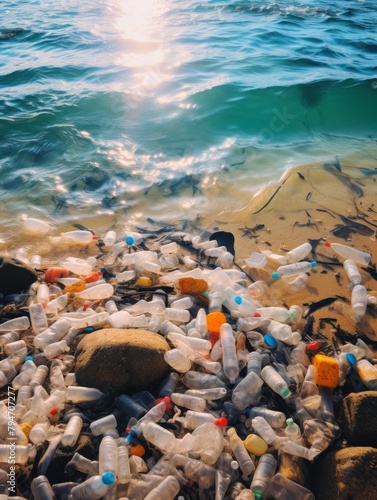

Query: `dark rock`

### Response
(0, 256, 38, 295)
(75, 328, 170, 393)
(45, 434, 95, 485)
(313, 446, 377, 500)
(338, 391, 377, 447)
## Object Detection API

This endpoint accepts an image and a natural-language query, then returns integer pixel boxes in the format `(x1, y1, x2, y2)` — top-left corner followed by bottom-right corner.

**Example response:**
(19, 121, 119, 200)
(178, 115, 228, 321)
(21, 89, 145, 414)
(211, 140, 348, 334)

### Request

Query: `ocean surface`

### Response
(1, 0, 377, 244)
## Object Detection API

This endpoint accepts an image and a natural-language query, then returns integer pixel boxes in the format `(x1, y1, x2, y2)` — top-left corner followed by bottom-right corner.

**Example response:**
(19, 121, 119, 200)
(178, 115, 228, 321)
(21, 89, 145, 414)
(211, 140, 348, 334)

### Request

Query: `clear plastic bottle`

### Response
(12, 358, 37, 390)
(184, 387, 228, 401)
(61, 416, 83, 448)
(66, 386, 104, 403)
(4, 339, 27, 356)
(171, 454, 216, 489)
(29, 303, 49, 335)
(19, 215, 53, 235)
(277, 439, 313, 461)
(15, 247, 30, 265)
(90, 414, 118, 437)
(173, 410, 227, 430)
(0, 316, 30, 331)
(65, 452, 99, 476)
(164, 308, 190, 323)
(144, 475, 180, 500)
(170, 393, 206, 412)
(246, 407, 286, 429)
(269, 472, 315, 500)
(286, 242, 312, 263)
(232, 371, 264, 410)
(227, 428, 255, 477)
(45, 294, 69, 315)
(117, 444, 131, 484)
(68, 473, 115, 500)
(325, 241, 371, 265)
(30, 421, 51, 447)
(99, 435, 118, 477)
(0, 330, 19, 346)
(250, 453, 277, 499)
(33, 318, 71, 351)
(351, 284, 368, 322)
(114, 270, 136, 283)
(251, 417, 277, 445)
(125, 231, 144, 246)
(59, 259, 93, 275)
(299, 364, 321, 412)
(30, 365, 49, 388)
(181, 371, 226, 389)
(167, 332, 211, 355)
(272, 261, 316, 279)
(74, 284, 114, 301)
(343, 259, 362, 287)
(103, 230, 116, 247)
(31, 475, 56, 499)
(284, 418, 303, 444)
(0, 444, 30, 464)
(140, 422, 177, 453)
(164, 349, 192, 373)
(220, 323, 239, 384)
(61, 230, 97, 245)
(260, 365, 291, 398)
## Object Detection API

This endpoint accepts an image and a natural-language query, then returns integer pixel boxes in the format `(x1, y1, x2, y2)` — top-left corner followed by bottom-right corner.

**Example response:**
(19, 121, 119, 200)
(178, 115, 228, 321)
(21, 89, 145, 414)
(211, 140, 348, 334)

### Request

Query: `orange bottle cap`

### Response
(206, 312, 227, 334)
(130, 444, 145, 457)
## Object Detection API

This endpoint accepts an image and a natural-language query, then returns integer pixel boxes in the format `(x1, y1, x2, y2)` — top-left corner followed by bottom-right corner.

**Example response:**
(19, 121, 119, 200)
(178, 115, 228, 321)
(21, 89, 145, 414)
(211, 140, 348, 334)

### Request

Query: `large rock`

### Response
(313, 447, 377, 499)
(75, 328, 170, 393)
(338, 391, 377, 447)
(0, 256, 38, 295)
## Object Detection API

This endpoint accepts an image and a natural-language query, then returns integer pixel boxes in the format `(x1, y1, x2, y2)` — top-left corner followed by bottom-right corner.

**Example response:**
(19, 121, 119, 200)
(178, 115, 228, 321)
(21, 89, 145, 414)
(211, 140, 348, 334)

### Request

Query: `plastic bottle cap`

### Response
(346, 353, 357, 366)
(244, 408, 251, 418)
(306, 341, 320, 351)
(92, 235, 98, 240)
(310, 261, 317, 267)
(286, 418, 294, 426)
(155, 396, 172, 412)
(203, 291, 209, 298)
(130, 444, 146, 457)
(126, 429, 139, 443)
(230, 460, 239, 470)
(264, 334, 277, 348)
(234, 296, 242, 305)
(50, 408, 59, 416)
(206, 312, 227, 334)
(102, 472, 115, 485)
(125, 236, 135, 245)
(84, 326, 95, 333)
(25, 356, 33, 361)
(324, 241, 331, 247)
(281, 388, 290, 398)
(254, 491, 263, 500)
(253, 311, 261, 317)
(271, 272, 279, 279)
(215, 417, 228, 427)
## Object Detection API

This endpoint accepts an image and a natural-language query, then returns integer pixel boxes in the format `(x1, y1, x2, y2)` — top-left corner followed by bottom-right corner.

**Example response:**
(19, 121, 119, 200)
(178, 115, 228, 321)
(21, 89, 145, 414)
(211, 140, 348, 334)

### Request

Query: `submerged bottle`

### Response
(61, 230, 97, 245)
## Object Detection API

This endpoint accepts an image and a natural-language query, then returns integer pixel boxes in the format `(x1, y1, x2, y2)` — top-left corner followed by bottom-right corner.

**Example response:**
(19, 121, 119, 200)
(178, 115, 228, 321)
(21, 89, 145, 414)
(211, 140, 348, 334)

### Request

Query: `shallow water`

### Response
(1, 0, 377, 248)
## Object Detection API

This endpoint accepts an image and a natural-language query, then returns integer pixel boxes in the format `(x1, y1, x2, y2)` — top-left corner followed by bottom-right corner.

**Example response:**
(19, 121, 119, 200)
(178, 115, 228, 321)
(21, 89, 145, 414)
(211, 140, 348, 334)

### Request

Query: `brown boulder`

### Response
(75, 328, 170, 393)
(0, 256, 38, 295)
(338, 391, 377, 447)
(313, 446, 377, 500)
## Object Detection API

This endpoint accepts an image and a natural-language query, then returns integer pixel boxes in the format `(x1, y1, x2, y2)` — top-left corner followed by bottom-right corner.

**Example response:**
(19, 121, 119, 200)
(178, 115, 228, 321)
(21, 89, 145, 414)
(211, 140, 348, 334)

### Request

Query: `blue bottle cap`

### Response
(264, 334, 277, 348)
(84, 326, 95, 333)
(271, 272, 279, 279)
(244, 407, 251, 417)
(125, 236, 135, 245)
(281, 388, 290, 398)
(234, 296, 242, 305)
(311, 261, 317, 268)
(102, 472, 115, 485)
(346, 353, 357, 366)
(25, 356, 33, 361)
(203, 291, 209, 298)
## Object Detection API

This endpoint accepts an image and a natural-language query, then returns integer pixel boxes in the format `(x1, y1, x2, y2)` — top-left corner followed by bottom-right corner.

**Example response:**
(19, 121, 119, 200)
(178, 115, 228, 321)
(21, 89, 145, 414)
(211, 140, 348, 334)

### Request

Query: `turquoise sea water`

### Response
(1, 0, 377, 238)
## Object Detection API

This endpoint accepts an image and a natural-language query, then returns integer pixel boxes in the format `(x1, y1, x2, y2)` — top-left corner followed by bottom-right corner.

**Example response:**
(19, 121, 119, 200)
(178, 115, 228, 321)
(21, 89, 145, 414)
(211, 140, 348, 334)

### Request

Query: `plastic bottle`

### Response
(33, 318, 71, 351)
(12, 358, 37, 390)
(15, 247, 30, 265)
(324, 241, 371, 265)
(29, 303, 49, 335)
(74, 284, 114, 301)
(140, 422, 177, 453)
(57, 416, 81, 449)
(0, 444, 30, 464)
(45, 294, 69, 315)
(31, 475, 56, 499)
(356, 359, 377, 389)
(173, 410, 227, 430)
(30, 365, 49, 388)
(20, 215, 53, 235)
(286, 242, 312, 263)
(277, 439, 313, 461)
(269, 472, 315, 500)
(65, 452, 99, 477)
(164, 308, 190, 323)
(243, 434, 268, 457)
(61, 230, 97, 245)
(30, 421, 51, 447)
(125, 231, 143, 246)
(227, 428, 255, 478)
(167, 332, 211, 355)
(103, 230, 116, 247)
(171, 454, 216, 489)
(4, 339, 27, 356)
(158, 372, 180, 398)
(351, 284, 368, 322)
(0, 316, 30, 331)
(232, 371, 264, 410)
(143, 475, 180, 500)
(284, 418, 303, 444)
(164, 349, 192, 373)
(246, 407, 286, 429)
(251, 417, 277, 445)
(90, 414, 118, 437)
(181, 371, 226, 390)
(260, 365, 291, 398)
(255, 307, 292, 323)
(99, 435, 118, 477)
(343, 259, 362, 287)
(66, 386, 104, 403)
(170, 393, 206, 412)
(250, 453, 277, 499)
(0, 330, 19, 346)
(184, 387, 228, 401)
(68, 473, 115, 500)
(117, 444, 131, 484)
(272, 261, 317, 279)
(220, 323, 239, 384)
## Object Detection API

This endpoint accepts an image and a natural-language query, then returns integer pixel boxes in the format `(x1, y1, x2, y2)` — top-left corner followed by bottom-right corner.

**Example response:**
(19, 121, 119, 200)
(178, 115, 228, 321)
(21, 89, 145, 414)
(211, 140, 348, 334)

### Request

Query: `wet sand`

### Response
(199, 162, 377, 349)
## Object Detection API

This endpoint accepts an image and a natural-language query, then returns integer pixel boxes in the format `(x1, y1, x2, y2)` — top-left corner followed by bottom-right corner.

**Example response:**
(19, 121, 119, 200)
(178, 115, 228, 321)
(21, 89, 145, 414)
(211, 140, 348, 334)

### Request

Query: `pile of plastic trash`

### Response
(0, 218, 376, 500)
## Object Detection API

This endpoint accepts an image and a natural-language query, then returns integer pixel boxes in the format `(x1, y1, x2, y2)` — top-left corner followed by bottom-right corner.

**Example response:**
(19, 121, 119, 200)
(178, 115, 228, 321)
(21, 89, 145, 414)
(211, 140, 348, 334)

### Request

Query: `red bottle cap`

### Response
(215, 417, 228, 427)
(306, 341, 321, 351)
(253, 312, 261, 317)
(155, 396, 172, 412)
(324, 241, 331, 247)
